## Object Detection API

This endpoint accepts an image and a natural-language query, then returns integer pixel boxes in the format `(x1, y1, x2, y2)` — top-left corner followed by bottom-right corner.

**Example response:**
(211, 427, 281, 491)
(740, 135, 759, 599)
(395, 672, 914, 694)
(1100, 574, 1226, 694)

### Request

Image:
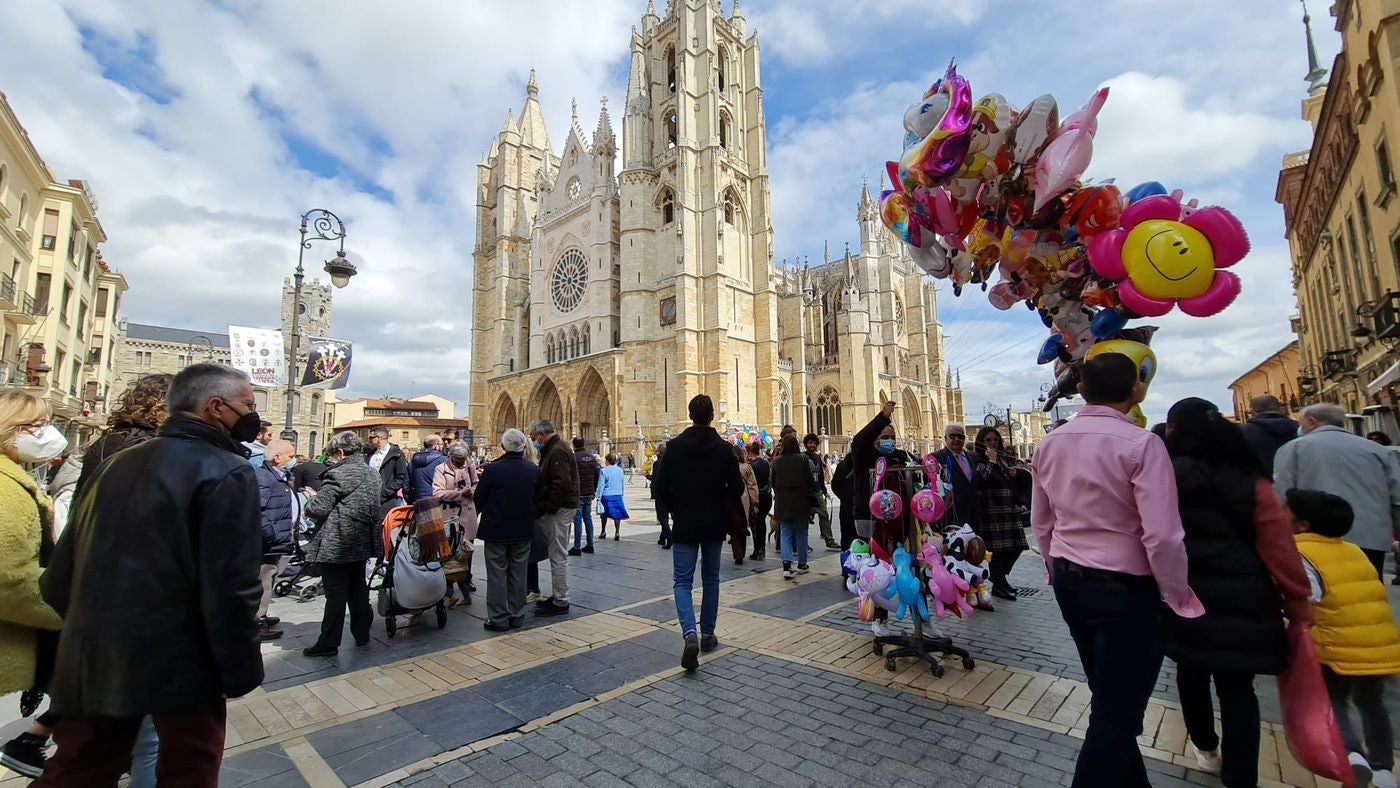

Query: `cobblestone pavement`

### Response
(2, 491, 1394, 787)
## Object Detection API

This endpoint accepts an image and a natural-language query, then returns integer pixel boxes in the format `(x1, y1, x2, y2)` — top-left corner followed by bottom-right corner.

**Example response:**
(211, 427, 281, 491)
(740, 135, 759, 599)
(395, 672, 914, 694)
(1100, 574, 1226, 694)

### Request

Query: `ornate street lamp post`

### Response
(282, 209, 357, 446)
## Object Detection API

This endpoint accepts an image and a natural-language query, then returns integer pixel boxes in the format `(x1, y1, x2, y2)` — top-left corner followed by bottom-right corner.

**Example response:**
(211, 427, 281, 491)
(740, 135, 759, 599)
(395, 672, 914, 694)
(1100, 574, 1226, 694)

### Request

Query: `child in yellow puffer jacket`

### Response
(1287, 489, 1400, 788)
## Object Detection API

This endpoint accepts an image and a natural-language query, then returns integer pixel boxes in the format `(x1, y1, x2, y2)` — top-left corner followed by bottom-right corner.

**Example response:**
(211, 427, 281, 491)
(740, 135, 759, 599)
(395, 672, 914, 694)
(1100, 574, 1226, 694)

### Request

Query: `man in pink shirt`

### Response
(1031, 354, 1204, 787)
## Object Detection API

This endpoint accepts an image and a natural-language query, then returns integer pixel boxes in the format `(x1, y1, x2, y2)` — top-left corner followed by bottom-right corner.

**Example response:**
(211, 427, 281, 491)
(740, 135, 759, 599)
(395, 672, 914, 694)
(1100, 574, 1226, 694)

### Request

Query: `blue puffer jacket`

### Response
(407, 449, 447, 503)
(255, 464, 295, 557)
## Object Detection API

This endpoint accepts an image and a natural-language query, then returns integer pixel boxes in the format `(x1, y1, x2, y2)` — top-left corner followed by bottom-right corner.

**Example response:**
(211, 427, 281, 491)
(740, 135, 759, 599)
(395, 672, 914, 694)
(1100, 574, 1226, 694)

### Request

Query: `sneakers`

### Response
(1, 733, 48, 779)
(1373, 769, 1397, 788)
(1192, 744, 1222, 776)
(568, 547, 582, 557)
(535, 598, 570, 617)
(1350, 752, 1374, 787)
(526, 591, 543, 603)
(681, 634, 700, 671)
(796, 564, 810, 574)
(582, 545, 594, 554)
(700, 633, 719, 653)
(824, 539, 840, 550)
(782, 565, 795, 580)
(871, 620, 896, 638)
(257, 621, 284, 641)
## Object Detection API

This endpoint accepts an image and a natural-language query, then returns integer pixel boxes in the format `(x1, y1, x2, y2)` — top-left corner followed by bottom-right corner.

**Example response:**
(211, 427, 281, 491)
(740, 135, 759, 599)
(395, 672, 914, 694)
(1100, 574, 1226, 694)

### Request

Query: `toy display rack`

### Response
(870, 464, 976, 677)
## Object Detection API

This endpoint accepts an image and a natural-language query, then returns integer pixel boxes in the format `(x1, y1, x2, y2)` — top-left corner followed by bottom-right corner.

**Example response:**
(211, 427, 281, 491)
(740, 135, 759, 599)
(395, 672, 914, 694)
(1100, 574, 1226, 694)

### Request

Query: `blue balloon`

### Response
(1037, 334, 1064, 365)
(1091, 308, 1129, 339)
(1125, 181, 1168, 204)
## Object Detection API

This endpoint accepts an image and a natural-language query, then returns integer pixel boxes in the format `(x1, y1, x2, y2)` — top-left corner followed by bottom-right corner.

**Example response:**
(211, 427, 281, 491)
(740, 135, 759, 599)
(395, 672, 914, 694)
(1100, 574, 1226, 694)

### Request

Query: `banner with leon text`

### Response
(227, 325, 285, 387)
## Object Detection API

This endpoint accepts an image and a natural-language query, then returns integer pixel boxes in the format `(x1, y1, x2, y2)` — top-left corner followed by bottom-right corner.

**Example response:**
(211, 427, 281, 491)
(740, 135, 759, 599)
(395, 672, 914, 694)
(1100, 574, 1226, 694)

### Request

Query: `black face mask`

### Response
(227, 407, 263, 444)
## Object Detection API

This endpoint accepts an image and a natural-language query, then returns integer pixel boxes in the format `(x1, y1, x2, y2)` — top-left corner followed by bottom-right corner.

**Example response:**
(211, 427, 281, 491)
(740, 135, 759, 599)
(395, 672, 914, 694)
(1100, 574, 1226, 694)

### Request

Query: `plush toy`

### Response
(944, 524, 991, 607)
(891, 544, 929, 622)
(917, 538, 974, 620)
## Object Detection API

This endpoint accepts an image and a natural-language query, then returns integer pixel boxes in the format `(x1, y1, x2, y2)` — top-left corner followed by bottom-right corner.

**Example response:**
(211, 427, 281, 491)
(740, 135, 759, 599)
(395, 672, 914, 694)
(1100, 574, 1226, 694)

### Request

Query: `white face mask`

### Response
(11, 425, 68, 463)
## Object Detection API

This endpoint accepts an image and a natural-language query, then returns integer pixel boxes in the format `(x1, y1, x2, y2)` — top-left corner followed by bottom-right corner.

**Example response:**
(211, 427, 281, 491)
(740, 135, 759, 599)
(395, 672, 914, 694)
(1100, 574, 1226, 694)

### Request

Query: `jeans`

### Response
(128, 716, 159, 788)
(313, 561, 372, 650)
(34, 700, 226, 788)
(1322, 666, 1394, 770)
(673, 540, 722, 638)
(1052, 560, 1164, 787)
(1176, 666, 1259, 787)
(780, 518, 809, 565)
(484, 541, 530, 627)
(573, 496, 595, 549)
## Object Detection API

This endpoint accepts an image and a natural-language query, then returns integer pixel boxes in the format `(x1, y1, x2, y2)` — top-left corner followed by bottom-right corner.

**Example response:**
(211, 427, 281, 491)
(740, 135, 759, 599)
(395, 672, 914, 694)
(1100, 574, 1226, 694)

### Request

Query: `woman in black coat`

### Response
(971, 426, 1029, 600)
(771, 434, 814, 580)
(1163, 398, 1313, 787)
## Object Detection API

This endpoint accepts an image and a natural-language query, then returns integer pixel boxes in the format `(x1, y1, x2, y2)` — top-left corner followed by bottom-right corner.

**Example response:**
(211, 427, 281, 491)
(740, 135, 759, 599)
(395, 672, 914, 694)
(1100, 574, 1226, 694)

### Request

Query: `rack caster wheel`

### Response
(873, 642, 884, 656)
(930, 663, 944, 678)
(962, 657, 976, 670)
(885, 658, 897, 672)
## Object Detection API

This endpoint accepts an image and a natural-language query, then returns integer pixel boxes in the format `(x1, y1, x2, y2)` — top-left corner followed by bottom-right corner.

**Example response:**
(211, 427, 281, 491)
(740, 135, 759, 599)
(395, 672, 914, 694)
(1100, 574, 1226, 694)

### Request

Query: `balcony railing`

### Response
(0, 273, 14, 304)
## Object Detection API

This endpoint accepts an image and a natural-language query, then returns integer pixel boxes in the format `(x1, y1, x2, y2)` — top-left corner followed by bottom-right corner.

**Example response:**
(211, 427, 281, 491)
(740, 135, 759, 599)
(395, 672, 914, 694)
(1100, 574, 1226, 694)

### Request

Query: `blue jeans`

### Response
(128, 715, 158, 788)
(573, 496, 594, 549)
(1052, 560, 1163, 787)
(780, 519, 808, 565)
(672, 540, 722, 638)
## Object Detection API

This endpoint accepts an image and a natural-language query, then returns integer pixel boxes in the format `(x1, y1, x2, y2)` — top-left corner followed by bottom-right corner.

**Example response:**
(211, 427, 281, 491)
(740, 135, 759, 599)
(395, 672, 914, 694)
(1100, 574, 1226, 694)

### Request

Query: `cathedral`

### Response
(468, 0, 964, 455)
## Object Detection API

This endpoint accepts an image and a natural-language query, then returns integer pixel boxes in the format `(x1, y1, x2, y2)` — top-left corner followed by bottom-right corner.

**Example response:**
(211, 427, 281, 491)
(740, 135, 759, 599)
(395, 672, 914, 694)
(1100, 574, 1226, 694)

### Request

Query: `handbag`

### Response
(1276, 623, 1351, 785)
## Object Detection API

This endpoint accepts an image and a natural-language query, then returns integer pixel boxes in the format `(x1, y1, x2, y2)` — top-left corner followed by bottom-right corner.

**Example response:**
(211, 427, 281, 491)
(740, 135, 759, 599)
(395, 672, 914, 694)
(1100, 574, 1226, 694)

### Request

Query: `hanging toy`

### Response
(943, 524, 991, 607)
(918, 538, 974, 620)
(891, 544, 929, 622)
(910, 488, 946, 524)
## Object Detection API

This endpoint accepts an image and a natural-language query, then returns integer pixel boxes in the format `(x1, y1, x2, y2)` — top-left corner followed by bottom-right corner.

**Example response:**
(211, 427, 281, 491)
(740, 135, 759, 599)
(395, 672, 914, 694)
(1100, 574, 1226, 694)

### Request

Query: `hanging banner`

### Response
(300, 337, 353, 390)
(227, 325, 285, 387)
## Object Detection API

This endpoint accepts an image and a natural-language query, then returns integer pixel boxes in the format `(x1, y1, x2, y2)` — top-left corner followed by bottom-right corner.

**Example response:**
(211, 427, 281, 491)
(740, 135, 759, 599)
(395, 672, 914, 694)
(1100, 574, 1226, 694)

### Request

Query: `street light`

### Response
(185, 335, 213, 367)
(283, 209, 357, 447)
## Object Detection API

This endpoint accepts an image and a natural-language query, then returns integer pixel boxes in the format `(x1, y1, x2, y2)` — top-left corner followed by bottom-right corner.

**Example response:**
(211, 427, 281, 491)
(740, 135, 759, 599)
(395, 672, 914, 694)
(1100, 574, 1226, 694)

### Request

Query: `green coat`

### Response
(0, 455, 63, 694)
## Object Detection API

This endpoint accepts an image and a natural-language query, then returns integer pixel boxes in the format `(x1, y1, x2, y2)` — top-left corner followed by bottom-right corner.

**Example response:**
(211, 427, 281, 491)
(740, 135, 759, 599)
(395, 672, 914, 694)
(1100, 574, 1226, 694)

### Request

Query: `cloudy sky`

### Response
(0, 0, 1333, 424)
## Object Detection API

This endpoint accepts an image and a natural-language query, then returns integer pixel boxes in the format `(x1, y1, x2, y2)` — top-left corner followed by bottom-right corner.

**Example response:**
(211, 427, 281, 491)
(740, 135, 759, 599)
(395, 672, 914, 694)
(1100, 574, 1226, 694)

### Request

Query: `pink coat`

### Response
(432, 459, 478, 542)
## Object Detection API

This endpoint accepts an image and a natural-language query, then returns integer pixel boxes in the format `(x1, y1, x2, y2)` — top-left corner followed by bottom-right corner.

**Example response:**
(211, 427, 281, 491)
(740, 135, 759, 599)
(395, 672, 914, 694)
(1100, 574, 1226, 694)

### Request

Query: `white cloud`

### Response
(750, 0, 988, 66)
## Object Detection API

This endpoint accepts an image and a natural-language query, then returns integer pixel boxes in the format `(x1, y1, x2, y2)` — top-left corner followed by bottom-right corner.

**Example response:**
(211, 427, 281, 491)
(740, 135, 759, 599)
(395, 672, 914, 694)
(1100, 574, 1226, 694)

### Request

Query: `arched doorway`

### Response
(528, 377, 564, 432)
(490, 392, 518, 441)
(902, 388, 923, 438)
(576, 367, 611, 447)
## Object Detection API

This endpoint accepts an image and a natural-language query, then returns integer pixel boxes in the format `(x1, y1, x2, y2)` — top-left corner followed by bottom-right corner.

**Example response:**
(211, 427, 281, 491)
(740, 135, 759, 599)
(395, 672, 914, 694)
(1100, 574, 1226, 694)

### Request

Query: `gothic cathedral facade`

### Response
(469, 0, 963, 454)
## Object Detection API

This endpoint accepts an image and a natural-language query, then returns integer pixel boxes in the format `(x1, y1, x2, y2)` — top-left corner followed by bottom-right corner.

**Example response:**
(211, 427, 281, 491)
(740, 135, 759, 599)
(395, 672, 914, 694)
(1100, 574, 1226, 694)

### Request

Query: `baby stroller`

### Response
(369, 503, 454, 636)
(274, 490, 323, 601)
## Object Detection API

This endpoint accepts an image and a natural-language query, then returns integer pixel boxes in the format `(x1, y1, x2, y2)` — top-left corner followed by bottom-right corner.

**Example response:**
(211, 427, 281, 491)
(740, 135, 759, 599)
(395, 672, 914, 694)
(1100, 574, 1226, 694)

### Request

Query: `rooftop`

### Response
(334, 416, 472, 430)
(125, 323, 231, 348)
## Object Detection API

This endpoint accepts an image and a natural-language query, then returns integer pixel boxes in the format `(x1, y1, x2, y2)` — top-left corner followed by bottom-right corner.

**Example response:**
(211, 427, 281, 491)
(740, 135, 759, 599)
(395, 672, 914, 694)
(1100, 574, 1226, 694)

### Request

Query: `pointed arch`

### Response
(664, 108, 678, 149)
(569, 326, 580, 359)
(902, 387, 923, 438)
(657, 186, 675, 225)
(491, 392, 519, 439)
(582, 323, 591, 355)
(777, 379, 792, 429)
(814, 386, 842, 436)
(665, 45, 676, 94)
(576, 366, 611, 445)
(716, 45, 728, 92)
(527, 377, 565, 431)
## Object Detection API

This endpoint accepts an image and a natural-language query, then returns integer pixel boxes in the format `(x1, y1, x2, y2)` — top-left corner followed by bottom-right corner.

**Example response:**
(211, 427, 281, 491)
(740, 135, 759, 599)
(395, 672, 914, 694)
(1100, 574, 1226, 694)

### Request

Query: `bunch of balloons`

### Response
(881, 63, 1251, 419)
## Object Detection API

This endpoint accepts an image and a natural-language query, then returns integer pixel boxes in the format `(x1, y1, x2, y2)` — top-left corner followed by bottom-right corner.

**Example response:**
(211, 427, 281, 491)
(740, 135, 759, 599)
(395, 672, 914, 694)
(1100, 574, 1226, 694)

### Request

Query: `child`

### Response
(1286, 489, 1400, 788)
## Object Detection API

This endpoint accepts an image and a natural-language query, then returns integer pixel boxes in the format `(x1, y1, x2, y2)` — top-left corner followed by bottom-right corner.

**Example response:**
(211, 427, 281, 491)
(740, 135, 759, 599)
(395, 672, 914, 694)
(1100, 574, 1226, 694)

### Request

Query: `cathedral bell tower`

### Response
(617, 0, 778, 434)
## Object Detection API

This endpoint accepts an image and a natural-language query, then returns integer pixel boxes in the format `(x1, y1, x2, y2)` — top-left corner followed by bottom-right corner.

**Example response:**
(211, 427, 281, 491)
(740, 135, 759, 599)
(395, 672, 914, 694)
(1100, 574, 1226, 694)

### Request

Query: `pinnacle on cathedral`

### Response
(593, 97, 616, 157)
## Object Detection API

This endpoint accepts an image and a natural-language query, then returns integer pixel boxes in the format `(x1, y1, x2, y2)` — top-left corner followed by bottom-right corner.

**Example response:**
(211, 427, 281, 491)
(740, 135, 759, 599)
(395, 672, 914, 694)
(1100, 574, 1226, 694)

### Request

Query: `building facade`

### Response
(112, 278, 337, 455)
(469, 0, 963, 455)
(1277, 0, 1400, 435)
(1227, 340, 1301, 421)
(1, 91, 128, 447)
(329, 397, 471, 457)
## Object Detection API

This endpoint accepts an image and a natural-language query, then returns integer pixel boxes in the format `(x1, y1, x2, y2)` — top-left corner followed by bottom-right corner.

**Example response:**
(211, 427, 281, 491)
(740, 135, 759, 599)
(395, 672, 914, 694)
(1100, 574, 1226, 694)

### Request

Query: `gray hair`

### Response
(447, 441, 470, 460)
(325, 430, 363, 457)
(528, 419, 555, 436)
(655, 441, 666, 457)
(166, 363, 249, 414)
(501, 428, 527, 453)
(423, 435, 442, 449)
(369, 426, 390, 439)
(1299, 403, 1346, 427)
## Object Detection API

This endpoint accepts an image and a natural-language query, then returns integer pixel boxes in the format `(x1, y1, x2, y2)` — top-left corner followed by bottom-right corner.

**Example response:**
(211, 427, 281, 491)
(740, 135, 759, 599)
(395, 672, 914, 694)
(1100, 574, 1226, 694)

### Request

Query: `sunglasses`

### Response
(946, 433, 966, 440)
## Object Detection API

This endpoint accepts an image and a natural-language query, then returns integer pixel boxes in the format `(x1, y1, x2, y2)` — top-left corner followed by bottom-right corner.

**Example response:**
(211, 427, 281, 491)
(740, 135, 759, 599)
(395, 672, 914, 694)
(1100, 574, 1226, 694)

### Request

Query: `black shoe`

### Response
(975, 602, 996, 612)
(303, 644, 338, 657)
(1, 733, 48, 778)
(681, 634, 700, 671)
(734, 558, 744, 565)
(258, 622, 285, 641)
(700, 634, 719, 653)
(614, 534, 620, 541)
(582, 545, 594, 554)
(662, 542, 671, 550)
(509, 617, 524, 629)
(535, 600, 570, 617)
(355, 637, 370, 647)
(568, 547, 582, 557)
(991, 587, 1018, 601)
(262, 615, 281, 626)
(825, 539, 840, 550)
(466, 582, 478, 593)
(484, 621, 510, 632)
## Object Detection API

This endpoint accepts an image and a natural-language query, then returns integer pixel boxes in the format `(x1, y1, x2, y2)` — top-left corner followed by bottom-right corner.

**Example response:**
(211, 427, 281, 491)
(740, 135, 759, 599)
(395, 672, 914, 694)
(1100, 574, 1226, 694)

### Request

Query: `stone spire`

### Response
(623, 31, 653, 169)
(593, 97, 616, 158)
(1300, 0, 1329, 95)
(517, 70, 551, 150)
(730, 0, 746, 35)
(857, 174, 878, 221)
(823, 240, 830, 264)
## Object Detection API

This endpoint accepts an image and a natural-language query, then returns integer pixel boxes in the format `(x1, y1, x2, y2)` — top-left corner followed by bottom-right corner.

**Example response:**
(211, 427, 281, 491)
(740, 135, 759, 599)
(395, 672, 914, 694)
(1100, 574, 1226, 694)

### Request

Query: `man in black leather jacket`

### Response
(36, 363, 264, 787)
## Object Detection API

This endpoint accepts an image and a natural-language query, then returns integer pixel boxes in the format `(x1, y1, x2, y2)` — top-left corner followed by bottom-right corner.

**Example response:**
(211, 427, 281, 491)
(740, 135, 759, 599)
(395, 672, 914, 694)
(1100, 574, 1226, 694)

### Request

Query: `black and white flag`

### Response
(301, 337, 352, 390)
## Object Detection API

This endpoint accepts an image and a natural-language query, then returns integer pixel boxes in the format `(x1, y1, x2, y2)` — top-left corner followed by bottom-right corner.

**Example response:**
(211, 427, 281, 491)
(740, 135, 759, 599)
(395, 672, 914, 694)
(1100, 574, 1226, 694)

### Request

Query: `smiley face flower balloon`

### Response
(1087, 194, 1249, 318)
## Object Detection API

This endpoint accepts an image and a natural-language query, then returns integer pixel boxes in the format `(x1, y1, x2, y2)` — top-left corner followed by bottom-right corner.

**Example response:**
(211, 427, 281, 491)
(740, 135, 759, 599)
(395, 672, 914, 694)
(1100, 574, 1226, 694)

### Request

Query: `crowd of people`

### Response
(0, 357, 1397, 787)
